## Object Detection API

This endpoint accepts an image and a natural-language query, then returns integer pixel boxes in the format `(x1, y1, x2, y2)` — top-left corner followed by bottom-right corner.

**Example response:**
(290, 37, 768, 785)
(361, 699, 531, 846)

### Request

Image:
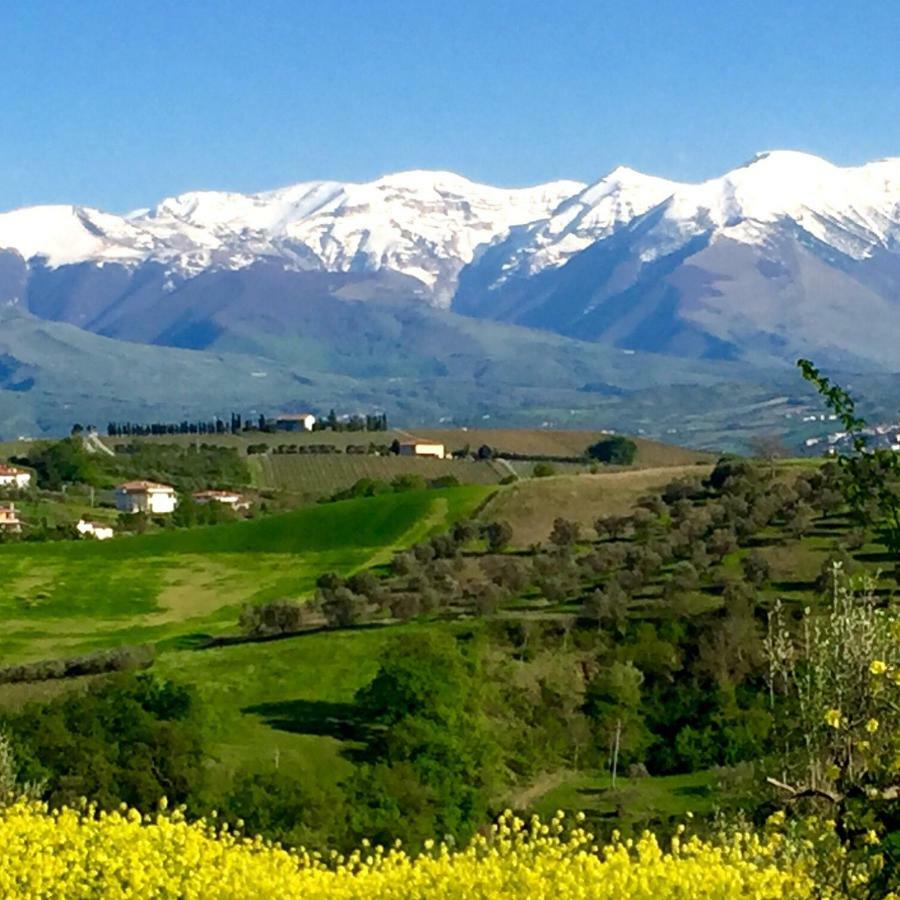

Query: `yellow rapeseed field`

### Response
(0, 801, 823, 899)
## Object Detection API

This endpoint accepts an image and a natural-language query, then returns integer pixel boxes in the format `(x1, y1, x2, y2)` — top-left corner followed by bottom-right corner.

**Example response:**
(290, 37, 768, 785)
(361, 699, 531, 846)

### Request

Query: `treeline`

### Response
(104, 410, 389, 437)
(0, 645, 154, 685)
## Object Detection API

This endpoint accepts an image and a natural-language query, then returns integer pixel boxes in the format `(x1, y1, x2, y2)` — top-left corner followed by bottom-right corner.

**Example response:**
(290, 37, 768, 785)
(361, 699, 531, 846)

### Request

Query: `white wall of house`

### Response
(0, 471, 32, 490)
(116, 488, 178, 515)
(276, 414, 316, 432)
(76, 520, 114, 540)
(398, 442, 446, 460)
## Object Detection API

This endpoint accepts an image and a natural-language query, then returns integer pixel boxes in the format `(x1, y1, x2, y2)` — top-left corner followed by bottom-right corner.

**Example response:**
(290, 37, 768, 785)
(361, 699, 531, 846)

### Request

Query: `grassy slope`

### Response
(480, 466, 712, 546)
(0, 486, 491, 663)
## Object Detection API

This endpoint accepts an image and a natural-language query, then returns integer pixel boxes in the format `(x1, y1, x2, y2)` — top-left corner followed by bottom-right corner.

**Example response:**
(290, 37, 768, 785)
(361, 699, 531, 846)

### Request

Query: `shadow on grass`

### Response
(243, 698, 377, 751)
(855, 550, 898, 565)
(771, 579, 817, 593)
(673, 784, 712, 797)
(193, 621, 391, 651)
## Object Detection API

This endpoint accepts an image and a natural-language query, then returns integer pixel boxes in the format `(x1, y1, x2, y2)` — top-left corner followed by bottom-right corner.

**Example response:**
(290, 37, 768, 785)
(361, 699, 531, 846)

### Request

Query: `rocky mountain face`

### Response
(454, 151, 900, 370)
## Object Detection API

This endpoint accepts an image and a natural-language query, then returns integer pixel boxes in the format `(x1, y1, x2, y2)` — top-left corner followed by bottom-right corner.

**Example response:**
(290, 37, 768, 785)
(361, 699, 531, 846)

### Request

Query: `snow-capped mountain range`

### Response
(0, 171, 582, 305)
(2, 150, 900, 374)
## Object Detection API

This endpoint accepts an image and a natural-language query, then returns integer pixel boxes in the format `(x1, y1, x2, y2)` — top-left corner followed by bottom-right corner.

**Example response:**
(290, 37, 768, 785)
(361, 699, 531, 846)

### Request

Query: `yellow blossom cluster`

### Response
(0, 801, 822, 899)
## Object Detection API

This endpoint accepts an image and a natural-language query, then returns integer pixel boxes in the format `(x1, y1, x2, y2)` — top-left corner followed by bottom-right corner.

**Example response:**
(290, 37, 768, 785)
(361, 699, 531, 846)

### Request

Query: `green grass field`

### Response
(0, 485, 492, 663)
(530, 769, 722, 831)
(154, 623, 439, 789)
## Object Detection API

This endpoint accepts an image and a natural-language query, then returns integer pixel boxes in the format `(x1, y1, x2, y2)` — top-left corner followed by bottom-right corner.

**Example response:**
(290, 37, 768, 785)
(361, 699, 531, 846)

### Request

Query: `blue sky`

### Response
(3, 0, 899, 211)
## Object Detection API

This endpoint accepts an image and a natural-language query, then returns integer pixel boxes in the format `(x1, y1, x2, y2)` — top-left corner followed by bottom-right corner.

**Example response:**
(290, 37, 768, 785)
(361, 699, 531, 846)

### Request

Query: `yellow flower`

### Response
(870, 660, 888, 676)
(866, 718, 879, 733)
(824, 764, 840, 781)
(0, 799, 821, 898)
(824, 708, 842, 729)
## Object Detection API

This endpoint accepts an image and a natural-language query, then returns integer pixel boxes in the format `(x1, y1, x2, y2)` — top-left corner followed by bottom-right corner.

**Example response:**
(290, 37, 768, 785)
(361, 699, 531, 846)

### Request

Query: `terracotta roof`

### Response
(0, 465, 28, 476)
(117, 481, 176, 493)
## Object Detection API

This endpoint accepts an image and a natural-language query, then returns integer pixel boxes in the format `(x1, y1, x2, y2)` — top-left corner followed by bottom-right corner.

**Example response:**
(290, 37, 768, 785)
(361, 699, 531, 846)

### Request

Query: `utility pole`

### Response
(611, 718, 622, 789)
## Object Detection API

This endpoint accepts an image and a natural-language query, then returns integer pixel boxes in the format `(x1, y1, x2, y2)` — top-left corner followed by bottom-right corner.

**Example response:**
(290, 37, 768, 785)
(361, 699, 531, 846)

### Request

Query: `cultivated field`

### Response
(102, 427, 713, 467)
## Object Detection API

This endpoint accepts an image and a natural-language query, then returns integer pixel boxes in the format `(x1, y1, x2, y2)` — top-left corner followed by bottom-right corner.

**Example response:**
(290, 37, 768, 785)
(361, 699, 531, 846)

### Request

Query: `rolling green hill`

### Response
(0, 485, 491, 662)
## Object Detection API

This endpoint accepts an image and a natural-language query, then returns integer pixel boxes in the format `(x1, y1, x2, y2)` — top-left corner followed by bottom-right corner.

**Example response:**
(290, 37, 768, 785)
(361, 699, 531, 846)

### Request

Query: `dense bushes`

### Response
(1, 674, 204, 812)
(103, 443, 250, 491)
(587, 435, 638, 465)
(0, 645, 154, 685)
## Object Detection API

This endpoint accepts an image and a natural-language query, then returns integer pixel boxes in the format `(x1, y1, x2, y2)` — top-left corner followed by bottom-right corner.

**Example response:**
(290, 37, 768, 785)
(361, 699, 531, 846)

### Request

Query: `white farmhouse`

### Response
(0, 465, 32, 490)
(193, 490, 251, 511)
(76, 519, 115, 541)
(115, 481, 178, 515)
(275, 413, 317, 432)
(398, 441, 446, 460)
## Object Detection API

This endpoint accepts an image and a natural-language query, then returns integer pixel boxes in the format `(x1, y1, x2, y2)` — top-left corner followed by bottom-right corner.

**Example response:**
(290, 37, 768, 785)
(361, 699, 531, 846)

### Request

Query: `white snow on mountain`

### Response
(485, 151, 900, 286)
(635, 151, 900, 263)
(0, 172, 582, 305)
(489, 166, 679, 285)
(2, 153, 900, 305)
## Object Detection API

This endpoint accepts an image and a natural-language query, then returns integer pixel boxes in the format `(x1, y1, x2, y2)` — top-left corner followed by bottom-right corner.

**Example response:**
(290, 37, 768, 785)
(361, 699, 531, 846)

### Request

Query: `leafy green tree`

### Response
(320, 587, 366, 628)
(594, 515, 631, 541)
(353, 633, 499, 847)
(224, 768, 345, 850)
(17, 438, 98, 489)
(587, 436, 638, 466)
(483, 520, 513, 553)
(2, 674, 204, 813)
(549, 517, 580, 547)
(585, 661, 651, 765)
(532, 462, 556, 478)
(741, 550, 771, 587)
(799, 358, 900, 555)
